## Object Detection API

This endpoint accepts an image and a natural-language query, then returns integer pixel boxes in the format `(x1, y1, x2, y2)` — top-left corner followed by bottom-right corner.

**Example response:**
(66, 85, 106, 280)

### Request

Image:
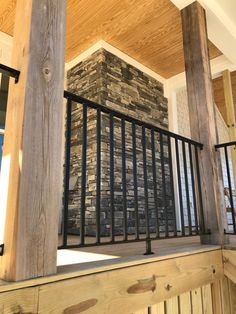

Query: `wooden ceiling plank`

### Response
(0, 0, 222, 78)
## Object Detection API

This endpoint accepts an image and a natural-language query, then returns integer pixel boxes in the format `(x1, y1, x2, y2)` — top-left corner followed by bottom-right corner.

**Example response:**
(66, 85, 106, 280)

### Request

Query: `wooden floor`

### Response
(57, 235, 236, 267)
(57, 236, 202, 266)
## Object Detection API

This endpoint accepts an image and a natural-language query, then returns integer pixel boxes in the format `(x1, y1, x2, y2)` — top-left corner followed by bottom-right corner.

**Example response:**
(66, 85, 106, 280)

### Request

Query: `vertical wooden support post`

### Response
(222, 70, 236, 190)
(181, 2, 226, 244)
(0, 0, 66, 281)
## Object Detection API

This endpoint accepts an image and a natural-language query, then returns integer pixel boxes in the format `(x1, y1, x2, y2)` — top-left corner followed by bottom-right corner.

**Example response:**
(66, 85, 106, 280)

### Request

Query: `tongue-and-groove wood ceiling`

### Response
(0, 0, 222, 78)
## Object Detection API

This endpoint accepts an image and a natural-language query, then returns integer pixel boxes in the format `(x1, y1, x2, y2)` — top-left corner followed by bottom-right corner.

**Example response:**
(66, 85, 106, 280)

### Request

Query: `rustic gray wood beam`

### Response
(0, 0, 66, 281)
(181, 1, 227, 244)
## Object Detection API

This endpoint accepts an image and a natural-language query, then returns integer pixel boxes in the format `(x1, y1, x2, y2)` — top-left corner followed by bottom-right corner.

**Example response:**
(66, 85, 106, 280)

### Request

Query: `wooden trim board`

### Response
(0, 245, 221, 293)
(223, 249, 236, 284)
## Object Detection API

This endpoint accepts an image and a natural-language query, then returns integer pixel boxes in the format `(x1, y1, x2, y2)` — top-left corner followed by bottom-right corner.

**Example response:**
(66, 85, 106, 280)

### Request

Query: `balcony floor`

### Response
(57, 235, 204, 267)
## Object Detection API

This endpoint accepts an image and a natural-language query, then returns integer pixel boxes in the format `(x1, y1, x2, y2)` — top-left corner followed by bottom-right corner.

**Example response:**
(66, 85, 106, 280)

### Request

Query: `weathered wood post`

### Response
(0, 0, 66, 281)
(181, 1, 227, 244)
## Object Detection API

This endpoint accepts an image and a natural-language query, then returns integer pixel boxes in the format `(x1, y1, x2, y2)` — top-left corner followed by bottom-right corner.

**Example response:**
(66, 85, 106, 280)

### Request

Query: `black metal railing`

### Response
(215, 141, 236, 234)
(0, 64, 20, 83)
(59, 91, 206, 251)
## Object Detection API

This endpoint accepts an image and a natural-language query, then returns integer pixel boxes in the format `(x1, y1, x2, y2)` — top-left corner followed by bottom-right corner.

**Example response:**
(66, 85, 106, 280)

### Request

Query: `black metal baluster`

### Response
(188, 143, 199, 234)
(151, 129, 159, 238)
(160, 132, 168, 237)
(167, 136, 177, 236)
(132, 122, 139, 240)
(194, 146, 205, 234)
(225, 146, 236, 233)
(62, 99, 72, 247)
(80, 104, 87, 245)
(96, 109, 101, 244)
(121, 119, 127, 241)
(182, 141, 192, 235)
(110, 113, 115, 242)
(142, 126, 150, 239)
(175, 138, 185, 236)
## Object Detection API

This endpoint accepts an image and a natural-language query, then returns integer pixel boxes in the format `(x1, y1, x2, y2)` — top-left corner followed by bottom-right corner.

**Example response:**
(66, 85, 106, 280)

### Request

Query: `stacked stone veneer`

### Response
(66, 48, 174, 237)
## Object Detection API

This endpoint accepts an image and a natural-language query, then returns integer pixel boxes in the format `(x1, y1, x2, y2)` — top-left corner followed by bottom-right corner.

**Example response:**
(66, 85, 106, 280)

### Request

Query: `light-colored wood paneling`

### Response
(165, 296, 179, 314)
(0, 0, 16, 36)
(221, 276, 236, 314)
(0, 283, 218, 314)
(0, 245, 220, 294)
(0, 248, 225, 313)
(37, 250, 222, 313)
(223, 249, 236, 284)
(202, 284, 213, 314)
(139, 284, 215, 314)
(0, 287, 39, 313)
(213, 76, 227, 122)
(0, 0, 222, 78)
(231, 71, 236, 116)
(213, 71, 236, 128)
(179, 292, 191, 313)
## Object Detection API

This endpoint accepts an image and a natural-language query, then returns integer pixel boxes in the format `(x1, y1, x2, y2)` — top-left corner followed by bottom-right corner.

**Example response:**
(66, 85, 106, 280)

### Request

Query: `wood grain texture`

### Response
(228, 279, 236, 314)
(220, 276, 236, 314)
(149, 302, 165, 314)
(0, 0, 221, 78)
(0, 283, 217, 314)
(37, 250, 223, 313)
(165, 296, 178, 314)
(231, 71, 236, 113)
(221, 276, 232, 314)
(181, 2, 226, 245)
(223, 249, 236, 284)
(222, 70, 236, 200)
(201, 284, 213, 314)
(179, 292, 191, 313)
(213, 76, 227, 123)
(191, 288, 203, 314)
(0, 0, 66, 281)
(211, 280, 223, 314)
(0, 287, 39, 313)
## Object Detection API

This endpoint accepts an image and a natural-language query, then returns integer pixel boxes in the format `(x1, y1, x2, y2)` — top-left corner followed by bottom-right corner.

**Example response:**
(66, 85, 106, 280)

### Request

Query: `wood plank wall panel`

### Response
(0, 249, 229, 314)
(0, 0, 16, 35)
(0, 0, 222, 78)
(213, 71, 236, 127)
(221, 276, 236, 314)
(37, 250, 222, 313)
(0, 281, 223, 314)
(231, 71, 236, 115)
(133, 284, 214, 314)
(213, 76, 227, 123)
(0, 287, 39, 313)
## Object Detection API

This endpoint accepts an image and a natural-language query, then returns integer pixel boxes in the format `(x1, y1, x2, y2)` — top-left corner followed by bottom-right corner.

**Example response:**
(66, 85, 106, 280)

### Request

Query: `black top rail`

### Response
(64, 90, 203, 149)
(0, 64, 20, 83)
(215, 141, 236, 149)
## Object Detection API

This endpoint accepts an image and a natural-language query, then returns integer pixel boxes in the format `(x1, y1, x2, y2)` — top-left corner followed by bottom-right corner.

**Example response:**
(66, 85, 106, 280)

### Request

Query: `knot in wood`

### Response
(223, 257, 229, 264)
(43, 67, 52, 82)
(165, 284, 172, 291)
